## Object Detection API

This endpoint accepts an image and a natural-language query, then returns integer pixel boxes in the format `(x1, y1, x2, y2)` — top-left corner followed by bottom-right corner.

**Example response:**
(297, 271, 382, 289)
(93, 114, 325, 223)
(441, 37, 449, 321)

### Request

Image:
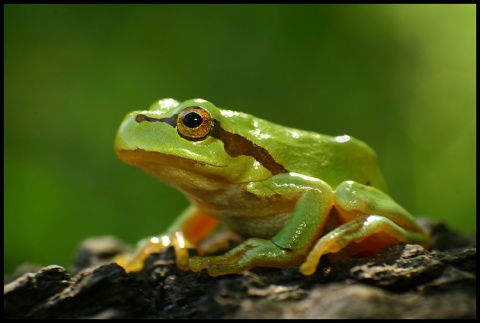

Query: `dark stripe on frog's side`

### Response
(135, 114, 288, 176)
(210, 120, 287, 175)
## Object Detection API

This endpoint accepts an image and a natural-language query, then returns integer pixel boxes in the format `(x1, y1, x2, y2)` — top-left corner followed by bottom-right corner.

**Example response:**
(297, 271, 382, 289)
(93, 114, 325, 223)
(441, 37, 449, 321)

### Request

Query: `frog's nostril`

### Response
(135, 114, 148, 123)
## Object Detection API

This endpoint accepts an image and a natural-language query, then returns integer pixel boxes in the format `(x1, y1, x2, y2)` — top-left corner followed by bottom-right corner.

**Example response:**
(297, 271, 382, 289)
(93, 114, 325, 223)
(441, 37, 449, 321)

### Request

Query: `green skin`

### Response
(114, 98, 429, 276)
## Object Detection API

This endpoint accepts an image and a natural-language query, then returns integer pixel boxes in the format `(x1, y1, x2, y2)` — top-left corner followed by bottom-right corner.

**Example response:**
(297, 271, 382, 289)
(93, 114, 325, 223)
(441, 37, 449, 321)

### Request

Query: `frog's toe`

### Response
(299, 239, 330, 275)
(189, 255, 212, 271)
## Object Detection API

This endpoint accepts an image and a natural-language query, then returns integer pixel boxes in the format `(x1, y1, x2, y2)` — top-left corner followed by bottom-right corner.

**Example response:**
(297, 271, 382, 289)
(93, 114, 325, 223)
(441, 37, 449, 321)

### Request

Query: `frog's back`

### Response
(237, 115, 387, 192)
(217, 108, 388, 192)
(279, 130, 388, 192)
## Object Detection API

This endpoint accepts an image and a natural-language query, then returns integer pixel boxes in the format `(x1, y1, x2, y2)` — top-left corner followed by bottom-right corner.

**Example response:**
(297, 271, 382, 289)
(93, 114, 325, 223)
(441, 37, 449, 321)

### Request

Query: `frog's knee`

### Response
(336, 180, 365, 193)
(335, 181, 367, 209)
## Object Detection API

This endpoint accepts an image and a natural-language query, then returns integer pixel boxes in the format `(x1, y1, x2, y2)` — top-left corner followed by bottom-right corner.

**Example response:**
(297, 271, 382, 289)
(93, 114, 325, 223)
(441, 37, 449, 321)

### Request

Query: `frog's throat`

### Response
(133, 113, 288, 176)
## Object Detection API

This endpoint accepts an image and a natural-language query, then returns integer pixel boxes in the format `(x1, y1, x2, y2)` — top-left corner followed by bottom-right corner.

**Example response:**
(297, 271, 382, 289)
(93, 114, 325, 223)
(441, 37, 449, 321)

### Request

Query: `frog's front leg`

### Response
(299, 180, 430, 275)
(115, 205, 219, 273)
(189, 174, 335, 277)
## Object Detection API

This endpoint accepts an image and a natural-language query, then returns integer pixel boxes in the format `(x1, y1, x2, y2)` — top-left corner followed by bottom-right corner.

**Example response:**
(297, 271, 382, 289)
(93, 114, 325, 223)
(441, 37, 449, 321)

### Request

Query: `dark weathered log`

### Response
(4, 219, 476, 319)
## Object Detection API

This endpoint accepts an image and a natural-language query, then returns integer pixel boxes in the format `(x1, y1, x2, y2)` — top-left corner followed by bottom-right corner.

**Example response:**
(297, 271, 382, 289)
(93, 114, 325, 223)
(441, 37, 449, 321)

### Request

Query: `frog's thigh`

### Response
(334, 181, 426, 235)
(334, 181, 428, 247)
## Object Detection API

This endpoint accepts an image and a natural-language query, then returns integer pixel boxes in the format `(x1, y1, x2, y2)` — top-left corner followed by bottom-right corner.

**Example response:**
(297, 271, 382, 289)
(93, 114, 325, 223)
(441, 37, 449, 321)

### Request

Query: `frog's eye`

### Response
(176, 106, 213, 140)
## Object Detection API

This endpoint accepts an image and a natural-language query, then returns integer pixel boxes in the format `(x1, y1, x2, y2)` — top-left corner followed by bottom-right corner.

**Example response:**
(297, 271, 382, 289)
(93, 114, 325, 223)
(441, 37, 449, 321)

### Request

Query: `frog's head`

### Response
(115, 98, 285, 191)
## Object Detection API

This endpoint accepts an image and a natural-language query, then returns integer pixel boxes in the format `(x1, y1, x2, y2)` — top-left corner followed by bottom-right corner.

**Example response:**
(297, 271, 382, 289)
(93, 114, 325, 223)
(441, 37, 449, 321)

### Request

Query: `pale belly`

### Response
(214, 212, 291, 239)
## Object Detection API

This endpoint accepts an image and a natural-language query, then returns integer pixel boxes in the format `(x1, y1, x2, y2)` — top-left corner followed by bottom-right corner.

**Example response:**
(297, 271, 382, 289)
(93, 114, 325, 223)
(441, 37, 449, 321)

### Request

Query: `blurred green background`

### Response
(4, 4, 475, 274)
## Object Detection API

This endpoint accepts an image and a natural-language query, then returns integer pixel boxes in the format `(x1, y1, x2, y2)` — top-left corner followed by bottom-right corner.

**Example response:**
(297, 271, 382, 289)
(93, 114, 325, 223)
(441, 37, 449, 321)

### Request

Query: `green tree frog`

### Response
(114, 98, 429, 277)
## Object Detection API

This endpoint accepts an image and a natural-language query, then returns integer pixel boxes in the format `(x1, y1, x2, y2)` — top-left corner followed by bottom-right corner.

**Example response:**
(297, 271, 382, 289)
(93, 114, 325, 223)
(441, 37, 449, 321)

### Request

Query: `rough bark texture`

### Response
(4, 219, 476, 319)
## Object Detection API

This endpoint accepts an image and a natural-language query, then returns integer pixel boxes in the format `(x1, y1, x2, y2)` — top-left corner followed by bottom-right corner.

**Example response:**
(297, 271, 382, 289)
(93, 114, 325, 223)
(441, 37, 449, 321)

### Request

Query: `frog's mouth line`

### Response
(115, 148, 239, 190)
(114, 148, 278, 186)
(115, 149, 227, 169)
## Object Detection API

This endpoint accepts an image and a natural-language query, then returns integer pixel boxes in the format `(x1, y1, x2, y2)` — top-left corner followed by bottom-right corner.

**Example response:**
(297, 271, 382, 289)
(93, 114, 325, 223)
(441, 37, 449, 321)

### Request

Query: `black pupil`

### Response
(182, 112, 203, 128)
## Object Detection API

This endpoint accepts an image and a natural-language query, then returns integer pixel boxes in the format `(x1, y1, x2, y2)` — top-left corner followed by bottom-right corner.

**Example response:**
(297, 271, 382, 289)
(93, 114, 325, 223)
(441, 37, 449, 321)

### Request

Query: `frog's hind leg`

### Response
(301, 215, 430, 275)
(299, 180, 429, 276)
(299, 214, 428, 275)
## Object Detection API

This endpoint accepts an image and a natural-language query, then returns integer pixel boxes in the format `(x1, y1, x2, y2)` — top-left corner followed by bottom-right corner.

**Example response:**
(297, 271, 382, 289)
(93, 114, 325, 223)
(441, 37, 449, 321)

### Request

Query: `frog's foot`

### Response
(299, 214, 428, 275)
(189, 238, 301, 277)
(115, 231, 192, 273)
